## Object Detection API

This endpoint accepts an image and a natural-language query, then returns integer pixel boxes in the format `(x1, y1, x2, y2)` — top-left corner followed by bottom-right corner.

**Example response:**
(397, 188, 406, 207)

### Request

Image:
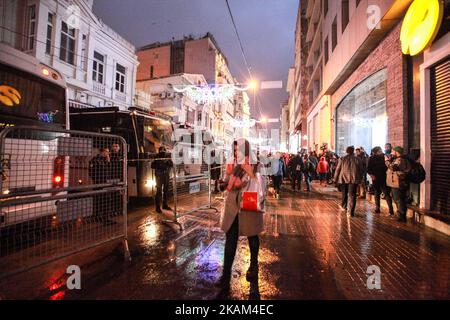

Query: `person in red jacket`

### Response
(317, 156, 329, 186)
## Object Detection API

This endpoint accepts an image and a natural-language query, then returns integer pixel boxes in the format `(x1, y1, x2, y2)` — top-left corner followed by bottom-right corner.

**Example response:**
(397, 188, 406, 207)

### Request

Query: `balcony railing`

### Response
(93, 82, 106, 95)
(115, 91, 127, 103)
(69, 100, 96, 109)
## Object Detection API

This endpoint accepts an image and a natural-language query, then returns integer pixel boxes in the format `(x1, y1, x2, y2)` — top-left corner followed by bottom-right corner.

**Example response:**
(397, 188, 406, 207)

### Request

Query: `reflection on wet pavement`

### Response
(0, 182, 449, 300)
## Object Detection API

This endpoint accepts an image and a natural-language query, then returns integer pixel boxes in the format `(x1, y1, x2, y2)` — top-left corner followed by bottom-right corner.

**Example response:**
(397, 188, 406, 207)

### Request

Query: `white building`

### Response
(280, 101, 289, 152)
(232, 91, 251, 140)
(0, 0, 138, 110)
(136, 73, 211, 129)
(286, 66, 300, 153)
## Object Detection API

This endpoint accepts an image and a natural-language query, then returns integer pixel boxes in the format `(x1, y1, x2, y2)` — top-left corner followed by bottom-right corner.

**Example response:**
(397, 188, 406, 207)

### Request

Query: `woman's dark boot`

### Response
(246, 263, 259, 282)
(218, 267, 232, 290)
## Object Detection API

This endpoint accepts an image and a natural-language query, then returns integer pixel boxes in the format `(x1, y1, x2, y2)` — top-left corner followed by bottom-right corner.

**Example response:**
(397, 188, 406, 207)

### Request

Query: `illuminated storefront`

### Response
(335, 69, 388, 156)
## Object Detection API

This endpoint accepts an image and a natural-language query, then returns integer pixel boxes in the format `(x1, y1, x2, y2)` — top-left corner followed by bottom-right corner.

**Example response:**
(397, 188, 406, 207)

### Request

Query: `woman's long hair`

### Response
(232, 139, 258, 174)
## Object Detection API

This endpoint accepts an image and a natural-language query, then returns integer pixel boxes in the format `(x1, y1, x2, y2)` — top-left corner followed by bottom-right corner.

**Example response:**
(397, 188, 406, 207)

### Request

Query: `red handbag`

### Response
(241, 191, 258, 212)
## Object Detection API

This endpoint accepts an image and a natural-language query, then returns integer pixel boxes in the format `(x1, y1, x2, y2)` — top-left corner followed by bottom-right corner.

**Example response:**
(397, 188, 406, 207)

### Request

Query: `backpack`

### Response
(407, 159, 426, 184)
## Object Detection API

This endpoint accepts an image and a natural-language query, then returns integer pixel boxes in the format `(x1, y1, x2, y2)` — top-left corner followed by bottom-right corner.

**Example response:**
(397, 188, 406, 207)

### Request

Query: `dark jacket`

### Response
(334, 154, 364, 184)
(367, 154, 388, 186)
(302, 160, 315, 175)
(151, 151, 173, 176)
(309, 155, 318, 167)
(288, 155, 304, 177)
(110, 151, 123, 181)
(210, 150, 221, 180)
(89, 154, 111, 184)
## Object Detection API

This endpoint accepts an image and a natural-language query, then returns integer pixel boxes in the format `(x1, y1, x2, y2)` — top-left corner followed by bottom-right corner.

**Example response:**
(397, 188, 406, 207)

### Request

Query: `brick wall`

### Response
(331, 22, 408, 149)
(136, 45, 171, 81)
(185, 38, 216, 83)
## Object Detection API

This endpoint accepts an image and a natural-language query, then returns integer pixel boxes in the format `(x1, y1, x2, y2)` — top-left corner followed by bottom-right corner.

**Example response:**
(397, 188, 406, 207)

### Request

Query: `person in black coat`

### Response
(210, 149, 222, 193)
(110, 143, 123, 216)
(89, 147, 112, 220)
(89, 148, 111, 184)
(110, 143, 123, 181)
(151, 146, 173, 213)
(288, 152, 304, 192)
(367, 146, 394, 215)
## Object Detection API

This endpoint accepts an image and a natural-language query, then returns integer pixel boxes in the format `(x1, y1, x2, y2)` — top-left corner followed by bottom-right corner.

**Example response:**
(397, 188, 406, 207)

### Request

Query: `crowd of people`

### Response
(258, 142, 423, 223)
(333, 143, 419, 222)
(259, 145, 341, 199)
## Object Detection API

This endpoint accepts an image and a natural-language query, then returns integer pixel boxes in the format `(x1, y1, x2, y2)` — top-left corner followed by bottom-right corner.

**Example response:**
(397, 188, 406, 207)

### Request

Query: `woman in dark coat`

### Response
(220, 139, 264, 289)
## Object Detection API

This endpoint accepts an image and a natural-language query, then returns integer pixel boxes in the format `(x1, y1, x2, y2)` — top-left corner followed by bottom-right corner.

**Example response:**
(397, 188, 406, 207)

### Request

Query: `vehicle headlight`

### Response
(145, 179, 156, 187)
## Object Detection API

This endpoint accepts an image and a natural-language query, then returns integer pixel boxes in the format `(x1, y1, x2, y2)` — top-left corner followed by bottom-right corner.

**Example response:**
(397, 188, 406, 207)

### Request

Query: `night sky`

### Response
(93, 0, 299, 129)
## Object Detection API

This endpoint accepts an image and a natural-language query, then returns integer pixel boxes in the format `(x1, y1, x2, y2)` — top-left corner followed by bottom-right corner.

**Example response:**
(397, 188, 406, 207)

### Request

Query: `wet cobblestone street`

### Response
(1, 182, 449, 300)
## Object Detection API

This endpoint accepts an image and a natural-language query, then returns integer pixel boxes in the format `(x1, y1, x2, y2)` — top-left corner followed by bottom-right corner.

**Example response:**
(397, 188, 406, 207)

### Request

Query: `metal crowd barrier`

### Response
(0, 126, 129, 279)
(170, 143, 220, 230)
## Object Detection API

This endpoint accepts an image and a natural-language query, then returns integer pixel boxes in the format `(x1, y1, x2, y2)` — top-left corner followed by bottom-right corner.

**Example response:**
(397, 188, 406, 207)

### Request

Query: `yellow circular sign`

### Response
(0, 85, 21, 107)
(400, 0, 444, 56)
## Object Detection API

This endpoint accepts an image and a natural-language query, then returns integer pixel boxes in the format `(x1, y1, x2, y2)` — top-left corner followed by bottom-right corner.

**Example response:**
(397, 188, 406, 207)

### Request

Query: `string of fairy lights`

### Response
(172, 82, 256, 105)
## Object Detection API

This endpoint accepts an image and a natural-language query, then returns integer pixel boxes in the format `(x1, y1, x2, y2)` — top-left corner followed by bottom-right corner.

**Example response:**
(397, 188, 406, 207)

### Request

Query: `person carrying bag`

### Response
(219, 139, 266, 291)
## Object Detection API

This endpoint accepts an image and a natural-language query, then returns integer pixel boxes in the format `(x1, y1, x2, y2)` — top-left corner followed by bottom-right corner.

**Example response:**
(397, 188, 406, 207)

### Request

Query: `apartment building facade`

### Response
(233, 90, 251, 140)
(294, 0, 410, 154)
(280, 101, 289, 152)
(286, 67, 301, 153)
(293, 2, 309, 151)
(136, 33, 240, 146)
(293, 0, 450, 222)
(0, 0, 139, 111)
(136, 73, 209, 129)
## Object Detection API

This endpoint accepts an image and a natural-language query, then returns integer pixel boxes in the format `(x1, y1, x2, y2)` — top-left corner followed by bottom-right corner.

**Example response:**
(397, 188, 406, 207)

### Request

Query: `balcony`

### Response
(69, 100, 97, 109)
(93, 82, 106, 95)
(305, 0, 321, 42)
(151, 98, 181, 117)
(306, 17, 322, 68)
(115, 91, 127, 103)
(134, 90, 151, 111)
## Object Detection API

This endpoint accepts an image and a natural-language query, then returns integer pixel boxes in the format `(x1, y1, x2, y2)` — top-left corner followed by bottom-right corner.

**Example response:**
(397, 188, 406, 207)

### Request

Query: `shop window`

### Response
(335, 69, 388, 156)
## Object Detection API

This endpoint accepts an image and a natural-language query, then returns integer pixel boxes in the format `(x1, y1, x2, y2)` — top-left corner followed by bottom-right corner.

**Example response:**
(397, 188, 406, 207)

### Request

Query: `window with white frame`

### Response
(92, 51, 105, 83)
(80, 34, 87, 70)
(46, 12, 54, 54)
(60, 21, 76, 65)
(115, 63, 126, 93)
(26, 4, 36, 51)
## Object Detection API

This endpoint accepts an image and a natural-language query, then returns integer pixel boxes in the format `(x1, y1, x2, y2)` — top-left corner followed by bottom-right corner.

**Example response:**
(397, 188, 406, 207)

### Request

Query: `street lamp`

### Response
(260, 116, 268, 124)
(248, 80, 258, 90)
